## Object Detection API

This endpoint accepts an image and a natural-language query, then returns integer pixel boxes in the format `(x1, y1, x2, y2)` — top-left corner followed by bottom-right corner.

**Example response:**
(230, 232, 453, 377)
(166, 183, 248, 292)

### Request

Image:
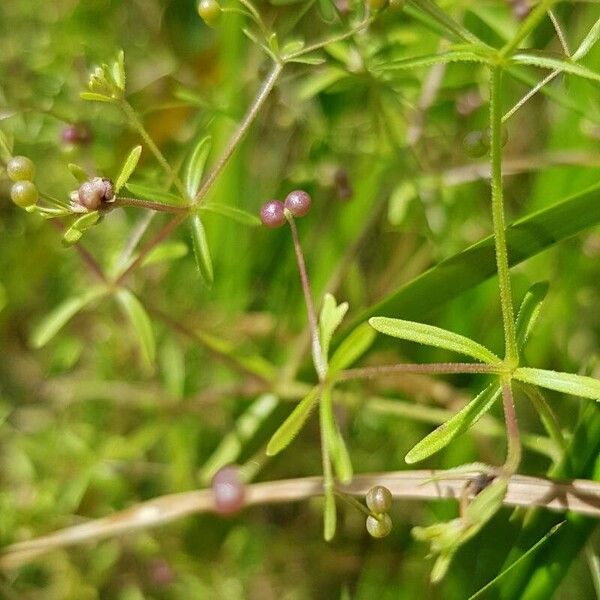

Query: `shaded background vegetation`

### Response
(0, 0, 599, 597)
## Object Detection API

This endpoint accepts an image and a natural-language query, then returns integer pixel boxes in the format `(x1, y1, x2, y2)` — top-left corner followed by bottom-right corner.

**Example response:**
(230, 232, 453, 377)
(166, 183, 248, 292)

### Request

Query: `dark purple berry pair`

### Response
(260, 190, 312, 228)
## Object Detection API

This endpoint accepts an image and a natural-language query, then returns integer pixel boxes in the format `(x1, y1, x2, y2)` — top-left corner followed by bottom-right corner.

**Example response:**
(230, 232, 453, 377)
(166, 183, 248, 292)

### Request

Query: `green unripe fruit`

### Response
(366, 514, 392, 538)
(366, 485, 393, 514)
(7, 156, 36, 182)
(463, 130, 488, 158)
(10, 181, 38, 207)
(197, 0, 221, 26)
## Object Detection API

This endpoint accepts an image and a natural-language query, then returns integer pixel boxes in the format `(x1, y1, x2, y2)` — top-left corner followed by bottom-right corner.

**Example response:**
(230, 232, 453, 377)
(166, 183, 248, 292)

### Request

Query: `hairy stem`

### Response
(287, 215, 325, 380)
(193, 61, 283, 205)
(338, 362, 500, 381)
(115, 197, 189, 214)
(501, 378, 521, 475)
(489, 67, 518, 364)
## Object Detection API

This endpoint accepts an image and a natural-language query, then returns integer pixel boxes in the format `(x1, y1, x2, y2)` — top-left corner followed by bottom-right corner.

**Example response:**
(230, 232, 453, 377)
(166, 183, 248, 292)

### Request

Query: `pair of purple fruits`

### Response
(260, 190, 311, 228)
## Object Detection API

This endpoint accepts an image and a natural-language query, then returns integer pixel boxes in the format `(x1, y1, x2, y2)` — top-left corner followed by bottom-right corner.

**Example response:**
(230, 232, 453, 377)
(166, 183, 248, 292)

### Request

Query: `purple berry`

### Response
(284, 190, 311, 218)
(62, 123, 92, 146)
(212, 466, 245, 515)
(76, 177, 115, 211)
(260, 200, 286, 228)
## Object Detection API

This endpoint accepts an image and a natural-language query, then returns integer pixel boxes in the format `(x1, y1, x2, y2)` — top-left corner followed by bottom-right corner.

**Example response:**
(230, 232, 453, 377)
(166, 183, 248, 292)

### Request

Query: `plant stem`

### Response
(501, 70, 560, 123)
(287, 214, 326, 380)
(193, 61, 283, 205)
(338, 362, 500, 381)
(283, 18, 373, 61)
(319, 398, 335, 537)
(489, 67, 518, 364)
(519, 383, 567, 452)
(115, 196, 189, 214)
(119, 100, 188, 200)
(501, 378, 521, 475)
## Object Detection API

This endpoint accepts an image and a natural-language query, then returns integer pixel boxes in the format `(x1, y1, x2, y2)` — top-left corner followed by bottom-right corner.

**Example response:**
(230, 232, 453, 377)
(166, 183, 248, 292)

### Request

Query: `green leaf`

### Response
(189, 214, 213, 288)
(266, 387, 320, 456)
(287, 55, 326, 65)
(324, 488, 336, 541)
(514, 368, 600, 401)
(141, 241, 188, 267)
(62, 226, 83, 247)
(331, 424, 353, 484)
(115, 289, 155, 368)
(160, 338, 186, 400)
(201, 394, 279, 483)
(515, 281, 549, 352)
(115, 145, 142, 193)
(73, 211, 101, 232)
(511, 52, 600, 83)
(345, 183, 600, 339)
(319, 293, 349, 363)
(184, 135, 211, 198)
(112, 50, 126, 91)
(377, 48, 490, 72)
(328, 323, 376, 375)
(573, 17, 600, 61)
(80, 92, 114, 103)
(125, 182, 187, 206)
(200, 204, 261, 227)
(369, 317, 500, 364)
(31, 287, 106, 348)
(320, 387, 352, 483)
(405, 384, 502, 464)
(68, 163, 90, 183)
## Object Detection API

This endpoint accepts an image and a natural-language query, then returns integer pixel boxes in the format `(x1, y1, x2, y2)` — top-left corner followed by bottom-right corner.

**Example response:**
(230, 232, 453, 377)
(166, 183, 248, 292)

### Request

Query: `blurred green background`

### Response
(1, 0, 599, 598)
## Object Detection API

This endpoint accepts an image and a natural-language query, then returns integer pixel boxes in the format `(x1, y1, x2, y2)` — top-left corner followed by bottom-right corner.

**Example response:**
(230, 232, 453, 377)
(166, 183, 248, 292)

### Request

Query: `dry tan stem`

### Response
(2, 470, 600, 569)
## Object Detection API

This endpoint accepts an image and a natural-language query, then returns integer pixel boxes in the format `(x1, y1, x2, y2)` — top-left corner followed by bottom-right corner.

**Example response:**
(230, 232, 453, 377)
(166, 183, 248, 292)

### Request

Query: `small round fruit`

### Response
(77, 177, 115, 210)
(284, 190, 311, 217)
(7, 156, 36, 182)
(366, 514, 392, 538)
(463, 130, 488, 158)
(260, 200, 286, 228)
(61, 123, 92, 146)
(10, 181, 38, 207)
(212, 466, 245, 515)
(198, 0, 221, 26)
(366, 485, 393, 514)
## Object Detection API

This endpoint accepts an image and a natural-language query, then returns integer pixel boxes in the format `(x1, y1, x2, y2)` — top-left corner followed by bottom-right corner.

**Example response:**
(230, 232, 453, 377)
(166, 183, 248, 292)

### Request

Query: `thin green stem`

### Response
(193, 61, 283, 205)
(287, 214, 325, 380)
(119, 100, 188, 200)
(115, 196, 189, 214)
(283, 18, 373, 61)
(501, 378, 521, 475)
(338, 362, 501, 381)
(334, 490, 375, 519)
(489, 67, 518, 364)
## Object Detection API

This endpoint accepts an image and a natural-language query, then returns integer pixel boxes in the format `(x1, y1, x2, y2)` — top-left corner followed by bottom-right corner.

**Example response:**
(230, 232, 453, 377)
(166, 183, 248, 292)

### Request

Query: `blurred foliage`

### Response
(1, 0, 600, 598)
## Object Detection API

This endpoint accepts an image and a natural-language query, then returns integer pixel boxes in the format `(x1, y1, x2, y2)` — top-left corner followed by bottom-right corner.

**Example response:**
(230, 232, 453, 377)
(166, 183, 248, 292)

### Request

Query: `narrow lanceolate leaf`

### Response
(514, 368, 600, 401)
(116, 289, 155, 367)
(324, 488, 336, 541)
(377, 48, 490, 72)
(68, 163, 89, 183)
(184, 135, 211, 198)
(113, 49, 126, 91)
(511, 52, 600, 83)
(115, 145, 142, 193)
(410, 0, 482, 44)
(369, 317, 500, 364)
(189, 214, 213, 288)
(515, 281, 549, 352)
(331, 425, 353, 484)
(31, 287, 106, 348)
(573, 17, 600, 61)
(328, 323, 376, 375)
(266, 387, 320, 456)
(405, 384, 502, 464)
(200, 204, 261, 227)
(141, 241, 188, 267)
(319, 294, 349, 362)
(126, 182, 187, 206)
(80, 92, 113, 103)
(320, 387, 352, 483)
